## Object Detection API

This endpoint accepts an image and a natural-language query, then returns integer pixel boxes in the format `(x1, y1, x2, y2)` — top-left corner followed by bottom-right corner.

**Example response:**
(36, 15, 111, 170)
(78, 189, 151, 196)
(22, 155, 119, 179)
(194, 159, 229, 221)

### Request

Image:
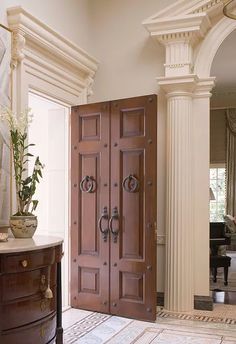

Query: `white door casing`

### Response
(7, 6, 99, 308)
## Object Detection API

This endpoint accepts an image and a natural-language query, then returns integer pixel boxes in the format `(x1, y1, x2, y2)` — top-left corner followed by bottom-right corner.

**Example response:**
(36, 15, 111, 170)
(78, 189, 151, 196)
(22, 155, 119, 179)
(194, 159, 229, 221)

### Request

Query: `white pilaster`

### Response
(143, 1, 220, 311)
(158, 76, 197, 311)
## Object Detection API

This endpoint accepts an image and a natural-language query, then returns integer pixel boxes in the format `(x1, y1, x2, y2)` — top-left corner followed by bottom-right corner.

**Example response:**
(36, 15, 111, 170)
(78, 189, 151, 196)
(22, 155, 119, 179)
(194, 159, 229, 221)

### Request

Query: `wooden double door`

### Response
(71, 95, 157, 321)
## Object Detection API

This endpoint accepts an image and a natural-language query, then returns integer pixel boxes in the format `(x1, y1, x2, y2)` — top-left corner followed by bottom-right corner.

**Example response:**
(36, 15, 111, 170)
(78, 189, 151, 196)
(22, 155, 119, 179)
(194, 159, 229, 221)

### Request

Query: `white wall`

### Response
(1, 0, 91, 52)
(86, 0, 175, 293)
(87, 0, 175, 103)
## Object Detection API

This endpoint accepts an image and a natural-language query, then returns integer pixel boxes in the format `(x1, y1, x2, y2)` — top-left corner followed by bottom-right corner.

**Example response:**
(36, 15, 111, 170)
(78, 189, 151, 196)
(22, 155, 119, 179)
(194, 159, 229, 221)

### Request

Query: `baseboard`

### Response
(157, 292, 213, 311)
(194, 295, 213, 311)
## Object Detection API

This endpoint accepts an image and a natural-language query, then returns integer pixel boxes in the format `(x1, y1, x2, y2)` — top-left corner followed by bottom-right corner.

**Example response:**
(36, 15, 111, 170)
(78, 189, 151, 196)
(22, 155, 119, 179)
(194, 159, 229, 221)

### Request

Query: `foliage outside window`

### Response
(210, 167, 226, 222)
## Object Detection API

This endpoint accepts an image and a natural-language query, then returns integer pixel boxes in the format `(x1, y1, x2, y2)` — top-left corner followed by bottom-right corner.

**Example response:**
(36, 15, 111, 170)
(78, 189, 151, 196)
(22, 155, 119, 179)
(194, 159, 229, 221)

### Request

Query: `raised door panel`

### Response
(110, 95, 157, 321)
(71, 103, 110, 313)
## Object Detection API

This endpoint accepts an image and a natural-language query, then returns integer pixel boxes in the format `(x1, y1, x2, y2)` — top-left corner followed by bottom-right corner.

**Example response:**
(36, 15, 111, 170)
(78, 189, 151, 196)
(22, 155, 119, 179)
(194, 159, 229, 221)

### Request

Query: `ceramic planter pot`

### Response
(10, 215, 38, 238)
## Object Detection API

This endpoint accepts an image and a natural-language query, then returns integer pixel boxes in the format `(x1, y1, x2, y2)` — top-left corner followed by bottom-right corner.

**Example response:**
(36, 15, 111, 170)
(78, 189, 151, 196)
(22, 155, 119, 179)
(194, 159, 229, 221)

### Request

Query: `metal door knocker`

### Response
(80, 175, 97, 193)
(122, 174, 139, 193)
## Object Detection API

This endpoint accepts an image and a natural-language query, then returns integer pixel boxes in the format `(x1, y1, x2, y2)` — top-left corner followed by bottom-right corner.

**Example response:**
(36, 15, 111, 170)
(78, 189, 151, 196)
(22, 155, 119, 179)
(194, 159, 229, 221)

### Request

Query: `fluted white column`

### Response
(164, 89, 194, 312)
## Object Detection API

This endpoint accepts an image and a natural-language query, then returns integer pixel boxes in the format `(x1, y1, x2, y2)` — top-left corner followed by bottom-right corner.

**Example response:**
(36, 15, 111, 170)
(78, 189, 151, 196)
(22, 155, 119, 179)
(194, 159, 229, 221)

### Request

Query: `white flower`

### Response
(0, 107, 34, 133)
(35, 164, 41, 171)
(35, 163, 45, 171)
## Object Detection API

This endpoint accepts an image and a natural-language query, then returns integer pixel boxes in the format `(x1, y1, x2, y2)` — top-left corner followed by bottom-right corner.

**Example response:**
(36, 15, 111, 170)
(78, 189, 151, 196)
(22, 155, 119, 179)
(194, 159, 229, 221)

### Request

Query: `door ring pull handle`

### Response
(98, 207, 109, 242)
(109, 207, 119, 243)
(122, 174, 139, 193)
(80, 175, 96, 193)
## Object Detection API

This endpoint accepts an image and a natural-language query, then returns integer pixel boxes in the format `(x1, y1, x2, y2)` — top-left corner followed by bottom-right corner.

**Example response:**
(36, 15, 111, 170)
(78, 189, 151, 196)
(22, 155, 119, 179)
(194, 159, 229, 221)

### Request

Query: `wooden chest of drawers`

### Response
(0, 237, 63, 344)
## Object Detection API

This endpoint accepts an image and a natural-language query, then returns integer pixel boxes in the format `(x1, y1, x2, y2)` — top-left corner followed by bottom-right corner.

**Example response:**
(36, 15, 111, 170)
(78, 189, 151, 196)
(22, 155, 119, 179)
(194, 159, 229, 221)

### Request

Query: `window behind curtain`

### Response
(210, 167, 226, 222)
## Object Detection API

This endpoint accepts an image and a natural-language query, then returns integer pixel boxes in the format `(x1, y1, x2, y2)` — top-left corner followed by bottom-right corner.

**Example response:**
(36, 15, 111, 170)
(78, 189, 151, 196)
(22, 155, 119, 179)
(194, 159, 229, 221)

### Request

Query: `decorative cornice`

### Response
(142, 0, 227, 53)
(7, 6, 99, 97)
(143, 13, 211, 45)
(143, 0, 222, 22)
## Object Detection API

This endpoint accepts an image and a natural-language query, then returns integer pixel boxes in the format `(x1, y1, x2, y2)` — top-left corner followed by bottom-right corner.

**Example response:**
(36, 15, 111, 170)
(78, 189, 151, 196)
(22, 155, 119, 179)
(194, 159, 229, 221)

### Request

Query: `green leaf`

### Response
(23, 176, 32, 185)
(31, 200, 38, 212)
(24, 143, 35, 150)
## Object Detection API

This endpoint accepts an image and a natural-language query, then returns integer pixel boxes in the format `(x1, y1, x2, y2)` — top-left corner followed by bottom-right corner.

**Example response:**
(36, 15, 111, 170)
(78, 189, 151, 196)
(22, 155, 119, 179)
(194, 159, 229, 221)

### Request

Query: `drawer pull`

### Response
(21, 260, 28, 268)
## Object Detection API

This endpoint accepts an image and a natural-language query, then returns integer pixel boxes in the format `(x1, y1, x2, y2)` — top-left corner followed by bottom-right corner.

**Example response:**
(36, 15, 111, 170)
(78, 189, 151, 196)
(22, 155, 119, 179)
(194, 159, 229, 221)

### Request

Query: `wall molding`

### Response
(7, 6, 99, 106)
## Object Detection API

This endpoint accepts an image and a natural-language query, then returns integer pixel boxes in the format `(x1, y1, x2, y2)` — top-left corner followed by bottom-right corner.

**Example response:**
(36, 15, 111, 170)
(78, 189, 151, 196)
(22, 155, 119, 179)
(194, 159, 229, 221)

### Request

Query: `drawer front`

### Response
(1, 264, 56, 302)
(2, 247, 56, 274)
(1, 286, 56, 330)
(1, 312, 57, 344)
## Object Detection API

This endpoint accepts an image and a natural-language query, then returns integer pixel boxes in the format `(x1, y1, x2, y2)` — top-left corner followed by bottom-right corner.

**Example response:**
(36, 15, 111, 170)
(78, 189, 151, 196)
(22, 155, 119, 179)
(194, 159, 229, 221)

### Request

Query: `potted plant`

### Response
(0, 107, 44, 238)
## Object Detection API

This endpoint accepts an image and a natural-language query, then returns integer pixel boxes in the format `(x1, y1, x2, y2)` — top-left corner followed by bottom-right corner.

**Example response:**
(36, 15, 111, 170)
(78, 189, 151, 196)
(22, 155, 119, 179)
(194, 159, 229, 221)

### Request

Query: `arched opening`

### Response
(209, 28, 236, 305)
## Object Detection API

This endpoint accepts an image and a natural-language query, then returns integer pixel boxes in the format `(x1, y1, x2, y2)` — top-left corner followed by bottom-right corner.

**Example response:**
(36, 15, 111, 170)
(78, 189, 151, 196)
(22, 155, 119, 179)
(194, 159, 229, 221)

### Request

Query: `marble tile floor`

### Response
(63, 305, 236, 344)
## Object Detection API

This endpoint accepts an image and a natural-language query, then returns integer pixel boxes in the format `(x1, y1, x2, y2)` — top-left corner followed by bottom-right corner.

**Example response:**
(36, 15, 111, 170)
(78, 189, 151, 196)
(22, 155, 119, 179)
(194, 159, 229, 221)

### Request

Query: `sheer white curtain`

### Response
(226, 108, 236, 216)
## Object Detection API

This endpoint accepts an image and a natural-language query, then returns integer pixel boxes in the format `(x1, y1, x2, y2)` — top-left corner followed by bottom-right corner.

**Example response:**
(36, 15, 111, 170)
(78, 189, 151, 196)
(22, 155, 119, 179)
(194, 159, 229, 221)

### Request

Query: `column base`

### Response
(157, 292, 213, 311)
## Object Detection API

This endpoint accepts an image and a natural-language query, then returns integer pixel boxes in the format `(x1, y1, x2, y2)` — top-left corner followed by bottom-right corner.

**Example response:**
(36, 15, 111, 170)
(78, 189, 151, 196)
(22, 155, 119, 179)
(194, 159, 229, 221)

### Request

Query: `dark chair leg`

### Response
(213, 267, 217, 283)
(224, 266, 229, 286)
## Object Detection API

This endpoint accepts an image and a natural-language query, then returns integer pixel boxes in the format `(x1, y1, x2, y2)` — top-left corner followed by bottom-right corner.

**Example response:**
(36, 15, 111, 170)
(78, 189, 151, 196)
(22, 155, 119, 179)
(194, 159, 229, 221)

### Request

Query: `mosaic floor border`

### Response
(156, 309, 236, 325)
(64, 312, 111, 344)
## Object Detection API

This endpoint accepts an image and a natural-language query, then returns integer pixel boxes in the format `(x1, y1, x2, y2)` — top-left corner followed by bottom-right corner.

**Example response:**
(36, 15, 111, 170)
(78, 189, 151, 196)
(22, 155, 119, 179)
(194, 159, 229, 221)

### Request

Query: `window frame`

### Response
(209, 163, 226, 222)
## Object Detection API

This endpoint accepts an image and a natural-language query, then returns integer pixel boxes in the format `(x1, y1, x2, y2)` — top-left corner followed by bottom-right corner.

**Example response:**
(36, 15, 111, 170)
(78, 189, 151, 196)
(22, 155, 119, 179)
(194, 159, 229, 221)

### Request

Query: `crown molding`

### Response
(143, 13, 211, 44)
(142, 0, 224, 46)
(7, 6, 99, 98)
(143, 0, 222, 23)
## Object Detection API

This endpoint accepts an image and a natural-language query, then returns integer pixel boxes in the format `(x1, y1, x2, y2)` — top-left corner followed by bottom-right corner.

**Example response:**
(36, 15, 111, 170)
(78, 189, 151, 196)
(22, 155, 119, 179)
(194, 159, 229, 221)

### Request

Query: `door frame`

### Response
(28, 90, 71, 309)
(7, 7, 99, 310)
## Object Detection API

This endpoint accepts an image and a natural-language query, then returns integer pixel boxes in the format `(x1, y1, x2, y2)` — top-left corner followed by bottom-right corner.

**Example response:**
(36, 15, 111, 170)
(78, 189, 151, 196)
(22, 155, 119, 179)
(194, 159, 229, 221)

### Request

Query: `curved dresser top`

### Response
(0, 235, 63, 254)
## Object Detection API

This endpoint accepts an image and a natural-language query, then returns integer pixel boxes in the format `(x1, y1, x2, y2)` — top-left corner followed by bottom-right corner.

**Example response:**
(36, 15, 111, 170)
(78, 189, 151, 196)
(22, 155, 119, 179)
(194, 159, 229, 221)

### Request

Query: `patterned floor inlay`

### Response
(63, 306, 236, 344)
(132, 328, 223, 344)
(156, 309, 236, 325)
(64, 312, 111, 343)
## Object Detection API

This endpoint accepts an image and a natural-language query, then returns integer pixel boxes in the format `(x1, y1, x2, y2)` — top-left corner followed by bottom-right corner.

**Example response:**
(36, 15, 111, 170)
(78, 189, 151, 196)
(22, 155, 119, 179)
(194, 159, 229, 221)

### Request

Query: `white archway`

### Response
(195, 16, 236, 77)
(143, 0, 236, 312)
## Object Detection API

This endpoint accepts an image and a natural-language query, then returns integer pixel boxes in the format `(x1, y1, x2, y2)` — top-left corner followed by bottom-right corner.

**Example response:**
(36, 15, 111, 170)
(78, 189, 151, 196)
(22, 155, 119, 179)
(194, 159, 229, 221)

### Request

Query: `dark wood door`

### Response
(71, 95, 157, 321)
(71, 102, 110, 313)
